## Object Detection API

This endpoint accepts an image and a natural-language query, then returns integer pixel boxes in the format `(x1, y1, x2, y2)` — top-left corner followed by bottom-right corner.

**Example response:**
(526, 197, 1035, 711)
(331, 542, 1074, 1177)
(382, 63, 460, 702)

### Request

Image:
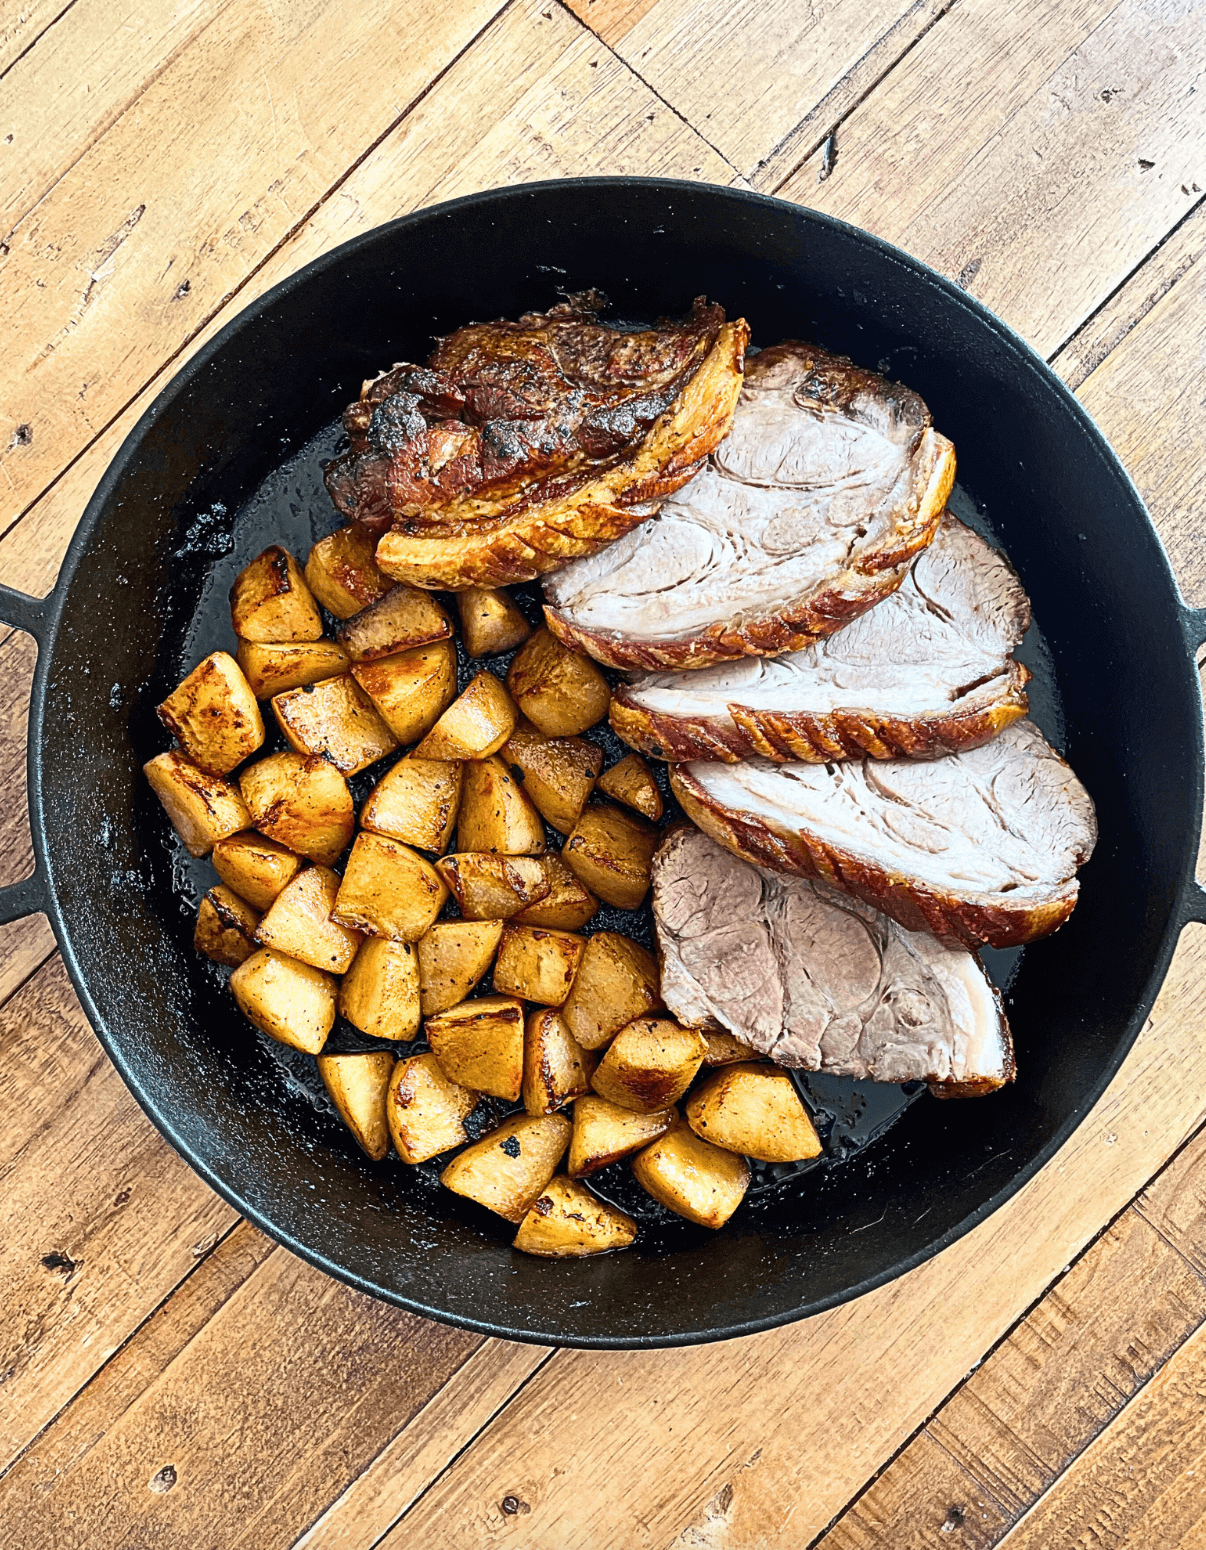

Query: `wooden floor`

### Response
(1, 1, 1205, 1543)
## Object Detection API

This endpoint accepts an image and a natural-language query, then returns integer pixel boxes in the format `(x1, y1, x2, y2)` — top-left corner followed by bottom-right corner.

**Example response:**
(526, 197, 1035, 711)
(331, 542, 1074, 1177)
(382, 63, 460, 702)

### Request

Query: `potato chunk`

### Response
(506, 628, 610, 737)
(212, 832, 304, 912)
(562, 802, 657, 910)
(236, 640, 352, 699)
(239, 751, 354, 865)
(339, 937, 421, 1041)
(317, 1050, 394, 1160)
(352, 640, 457, 744)
(416, 919, 504, 1015)
(493, 925, 585, 1006)
(194, 885, 260, 967)
(567, 1095, 677, 1176)
(387, 1053, 477, 1165)
(501, 720, 602, 833)
(631, 1118, 750, 1229)
(440, 1113, 572, 1222)
(513, 1176, 637, 1257)
(304, 525, 393, 619)
(144, 750, 252, 858)
(597, 753, 663, 821)
(686, 1064, 822, 1162)
(272, 675, 397, 776)
(457, 586, 531, 658)
(560, 932, 661, 1051)
(457, 756, 545, 855)
(523, 1008, 594, 1116)
(230, 545, 322, 642)
(413, 671, 518, 761)
(513, 855, 598, 930)
(157, 651, 264, 775)
(701, 1030, 760, 1067)
(591, 1019, 707, 1113)
(230, 947, 335, 1054)
(361, 757, 462, 854)
(332, 833, 448, 942)
(335, 583, 452, 661)
(254, 864, 361, 973)
(435, 853, 550, 920)
(426, 995, 525, 1102)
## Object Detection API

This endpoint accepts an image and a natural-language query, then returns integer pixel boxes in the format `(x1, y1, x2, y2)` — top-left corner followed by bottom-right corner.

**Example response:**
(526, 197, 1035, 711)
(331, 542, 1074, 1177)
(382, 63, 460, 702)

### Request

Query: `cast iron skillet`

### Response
(3, 179, 1204, 1349)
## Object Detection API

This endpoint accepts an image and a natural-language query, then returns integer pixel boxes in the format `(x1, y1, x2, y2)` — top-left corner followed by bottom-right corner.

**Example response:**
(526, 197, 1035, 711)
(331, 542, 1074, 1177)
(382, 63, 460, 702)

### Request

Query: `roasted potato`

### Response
(254, 864, 362, 973)
(631, 1117, 750, 1229)
(194, 885, 260, 967)
(414, 671, 518, 761)
(457, 586, 531, 658)
(317, 1050, 395, 1160)
(513, 1176, 637, 1257)
(339, 937, 421, 1042)
(505, 628, 610, 737)
(230, 545, 323, 642)
(686, 1064, 822, 1162)
(513, 855, 598, 931)
(239, 751, 355, 865)
(304, 525, 393, 619)
(387, 1053, 478, 1165)
(236, 639, 352, 699)
(335, 583, 452, 661)
(212, 831, 304, 912)
(560, 931, 661, 1051)
(352, 640, 458, 744)
(597, 753, 663, 821)
(457, 756, 545, 856)
(332, 832, 448, 941)
(229, 947, 336, 1054)
(144, 750, 251, 858)
(435, 853, 550, 920)
(271, 675, 398, 776)
(562, 802, 657, 911)
(440, 1113, 572, 1222)
(567, 1095, 677, 1176)
(361, 757, 463, 854)
(426, 995, 525, 1102)
(523, 1008, 594, 1115)
(157, 651, 264, 775)
(701, 1030, 760, 1067)
(493, 925, 585, 1006)
(416, 919, 504, 1015)
(501, 720, 602, 833)
(591, 1018, 708, 1113)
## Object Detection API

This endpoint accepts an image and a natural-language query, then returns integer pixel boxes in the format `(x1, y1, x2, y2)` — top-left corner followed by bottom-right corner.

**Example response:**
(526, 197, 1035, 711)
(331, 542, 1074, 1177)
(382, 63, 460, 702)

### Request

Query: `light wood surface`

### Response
(0, 1, 1203, 1544)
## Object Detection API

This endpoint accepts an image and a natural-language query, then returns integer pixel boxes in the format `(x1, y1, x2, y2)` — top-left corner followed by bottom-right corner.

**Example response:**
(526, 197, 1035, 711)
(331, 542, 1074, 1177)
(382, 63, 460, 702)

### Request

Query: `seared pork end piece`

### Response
(544, 342, 955, 670)
(669, 720, 1096, 949)
(653, 828, 1015, 1096)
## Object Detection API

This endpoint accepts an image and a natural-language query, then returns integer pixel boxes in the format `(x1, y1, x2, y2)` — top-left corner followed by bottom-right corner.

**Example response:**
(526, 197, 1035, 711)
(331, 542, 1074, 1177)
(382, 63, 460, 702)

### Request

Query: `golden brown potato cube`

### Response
(332, 832, 448, 941)
(457, 756, 545, 856)
(144, 750, 252, 858)
(254, 864, 361, 973)
(387, 1053, 477, 1165)
(230, 545, 323, 643)
(562, 802, 657, 911)
(212, 831, 304, 912)
(272, 675, 398, 777)
(440, 1113, 572, 1222)
(591, 1018, 708, 1113)
(560, 932, 662, 1051)
(413, 671, 518, 761)
(317, 1050, 395, 1161)
(426, 995, 525, 1102)
(335, 584, 452, 661)
(597, 753, 663, 821)
(513, 1176, 637, 1257)
(513, 856, 598, 931)
(631, 1117, 750, 1229)
(339, 937, 421, 1041)
(194, 885, 261, 967)
(304, 525, 393, 619)
(239, 751, 355, 865)
(701, 1030, 760, 1067)
(457, 586, 532, 658)
(230, 947, 335, 1054)
(236, 639, 352, 700)
(506, 628, 611, 737)
(416, 919, 504, 1015)
(361, 757, 462, 854)
(501, 720, 602, 833)
(686, 1063, 822, 1162)
(523, 1008, 594, 1116)
(493, 925, 585, 1007)
(435, 853, 550, 921)
(567, 1095, 677, 1176)
(157, 651, 264, 776)
(352, 640, 457, 745)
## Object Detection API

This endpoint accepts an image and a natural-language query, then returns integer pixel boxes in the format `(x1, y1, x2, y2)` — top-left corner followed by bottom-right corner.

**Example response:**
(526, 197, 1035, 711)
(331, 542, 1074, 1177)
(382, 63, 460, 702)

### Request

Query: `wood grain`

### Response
(0, 626, 34, 888)
(0, 913, 57, 1003)
(1140, 1119, 1206, 1276)
(0, 0, 75, 77)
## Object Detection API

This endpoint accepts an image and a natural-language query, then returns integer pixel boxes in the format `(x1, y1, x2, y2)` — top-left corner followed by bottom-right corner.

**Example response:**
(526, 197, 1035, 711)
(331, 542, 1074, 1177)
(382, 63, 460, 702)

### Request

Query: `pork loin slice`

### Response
(670, 720, 1096, 949)
(654, 828, 1013, 1097)
(543, 342, 956, 670)
(610, 516, 1031, 762)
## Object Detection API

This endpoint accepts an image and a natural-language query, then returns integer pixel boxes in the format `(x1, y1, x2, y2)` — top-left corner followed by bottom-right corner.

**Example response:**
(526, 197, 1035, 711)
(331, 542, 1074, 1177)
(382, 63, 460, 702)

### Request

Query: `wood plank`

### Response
(0, 0, 75, 77)
(0, 955, 102, 1169)
(1139, 1118, 1206, 1274)
(0, 913, 57, 1004)
(0, 625, 34, 890)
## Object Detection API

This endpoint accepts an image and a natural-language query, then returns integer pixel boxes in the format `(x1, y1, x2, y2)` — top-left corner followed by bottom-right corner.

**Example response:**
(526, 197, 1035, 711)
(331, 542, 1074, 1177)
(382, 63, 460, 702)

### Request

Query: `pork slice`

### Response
(652, 827, 1014, 1096)
(543, 342, 956, 669)
(669, 719, 1096, 949)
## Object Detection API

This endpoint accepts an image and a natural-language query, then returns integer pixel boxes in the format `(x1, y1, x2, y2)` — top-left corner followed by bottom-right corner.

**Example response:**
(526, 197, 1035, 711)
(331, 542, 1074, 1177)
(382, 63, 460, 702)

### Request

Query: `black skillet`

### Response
(3, 179, 1204, 1349)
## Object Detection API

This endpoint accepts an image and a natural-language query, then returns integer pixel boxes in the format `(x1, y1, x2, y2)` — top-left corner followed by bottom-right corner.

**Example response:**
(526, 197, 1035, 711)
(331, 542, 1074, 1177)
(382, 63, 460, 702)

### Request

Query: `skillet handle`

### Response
(0, 580, 51, 925)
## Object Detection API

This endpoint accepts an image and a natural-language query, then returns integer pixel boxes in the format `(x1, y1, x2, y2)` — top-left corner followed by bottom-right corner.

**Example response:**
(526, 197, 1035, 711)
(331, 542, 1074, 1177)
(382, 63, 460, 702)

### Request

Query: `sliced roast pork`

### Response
(543, 342, 956, 670)
(610, 516, 1031, 762)
(670, 720, 1096, 949)
(653, 828, 1014, 1097)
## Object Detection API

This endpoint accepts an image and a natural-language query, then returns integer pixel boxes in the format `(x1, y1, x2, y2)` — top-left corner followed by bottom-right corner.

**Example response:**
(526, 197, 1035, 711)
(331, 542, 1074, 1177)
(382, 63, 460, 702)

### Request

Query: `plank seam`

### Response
(0, 0, 80, 86)
(0, 938, 58, 1015)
